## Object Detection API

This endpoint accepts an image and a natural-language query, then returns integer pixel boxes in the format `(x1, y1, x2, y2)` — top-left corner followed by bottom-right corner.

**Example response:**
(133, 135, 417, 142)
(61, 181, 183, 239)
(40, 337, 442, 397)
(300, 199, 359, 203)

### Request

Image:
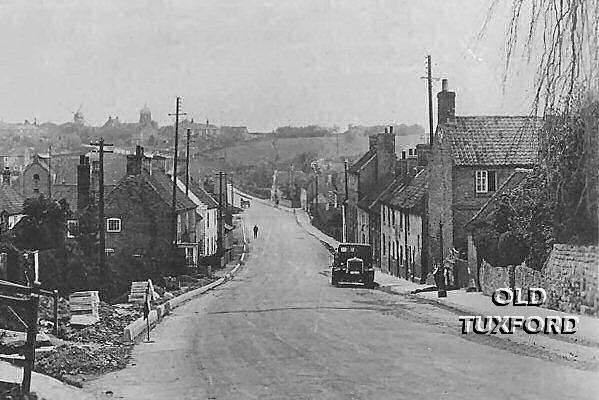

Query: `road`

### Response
(87, 200, 599, 399)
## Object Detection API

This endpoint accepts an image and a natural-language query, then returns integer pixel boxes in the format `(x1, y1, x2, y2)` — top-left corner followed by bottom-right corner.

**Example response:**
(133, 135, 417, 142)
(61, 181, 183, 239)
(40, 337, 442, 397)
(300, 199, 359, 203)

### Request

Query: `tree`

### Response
(13, 196, 70, 251)
(474, 0, 599, 271)
(487, 0, 598, 111)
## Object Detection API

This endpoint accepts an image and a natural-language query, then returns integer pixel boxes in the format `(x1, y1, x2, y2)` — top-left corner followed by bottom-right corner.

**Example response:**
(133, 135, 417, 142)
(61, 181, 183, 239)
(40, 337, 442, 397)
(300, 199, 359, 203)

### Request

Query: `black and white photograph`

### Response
(0, 1, 598, 399)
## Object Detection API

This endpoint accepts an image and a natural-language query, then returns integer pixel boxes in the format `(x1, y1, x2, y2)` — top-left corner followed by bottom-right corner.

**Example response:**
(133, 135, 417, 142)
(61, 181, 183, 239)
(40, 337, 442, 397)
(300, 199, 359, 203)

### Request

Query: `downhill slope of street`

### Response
(86, 201, 599, 400)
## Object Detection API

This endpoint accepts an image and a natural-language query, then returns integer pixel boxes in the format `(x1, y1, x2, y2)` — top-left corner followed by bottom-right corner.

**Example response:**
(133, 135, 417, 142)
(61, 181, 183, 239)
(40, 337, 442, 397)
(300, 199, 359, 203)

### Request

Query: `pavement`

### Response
(0, 361, 100, 400)
(80, 198, 598, 399)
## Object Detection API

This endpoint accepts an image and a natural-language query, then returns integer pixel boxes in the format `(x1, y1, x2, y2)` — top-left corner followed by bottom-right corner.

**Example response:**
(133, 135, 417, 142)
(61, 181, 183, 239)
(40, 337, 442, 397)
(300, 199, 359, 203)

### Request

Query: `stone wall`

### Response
(479, 244, 599, 317)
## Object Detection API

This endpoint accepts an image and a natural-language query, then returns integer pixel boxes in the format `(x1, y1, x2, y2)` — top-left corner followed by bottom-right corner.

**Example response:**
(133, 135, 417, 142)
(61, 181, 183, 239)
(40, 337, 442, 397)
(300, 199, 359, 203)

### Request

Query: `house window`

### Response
(106, 218, 121, 232)
(33, 188, 39, 194)
(475, 170, 497, 193)
(105, 248, 115, 256)
(33, 173, 40, 181)
(382, 206, 386, 223)
(66, 219, 79, 238)
(392, 209, 395, 226)
(406, 213, 410, 233)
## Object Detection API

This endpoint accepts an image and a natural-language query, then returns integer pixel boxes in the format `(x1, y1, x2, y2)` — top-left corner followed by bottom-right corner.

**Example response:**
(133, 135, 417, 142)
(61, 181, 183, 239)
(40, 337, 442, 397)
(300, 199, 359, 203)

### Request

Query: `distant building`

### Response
(0, 167, 25, 232)
(19, 154, 54, 199)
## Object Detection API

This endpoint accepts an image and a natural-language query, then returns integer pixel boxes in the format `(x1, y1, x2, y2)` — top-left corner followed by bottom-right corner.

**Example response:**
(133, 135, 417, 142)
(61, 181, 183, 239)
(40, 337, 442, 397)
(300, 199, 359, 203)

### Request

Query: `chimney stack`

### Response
(437, 78, 456, 126)
(389, 126, 394, 135)
(368, 134, 379, 151)
(77, 155, 91, 210)
(126, 145, 144, 175)
(2, 167, 10, 186)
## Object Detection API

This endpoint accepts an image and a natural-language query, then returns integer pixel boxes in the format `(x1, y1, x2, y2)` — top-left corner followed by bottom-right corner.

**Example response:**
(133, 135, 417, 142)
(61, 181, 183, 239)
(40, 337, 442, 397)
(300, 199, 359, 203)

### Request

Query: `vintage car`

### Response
(331, 243, 374, 288)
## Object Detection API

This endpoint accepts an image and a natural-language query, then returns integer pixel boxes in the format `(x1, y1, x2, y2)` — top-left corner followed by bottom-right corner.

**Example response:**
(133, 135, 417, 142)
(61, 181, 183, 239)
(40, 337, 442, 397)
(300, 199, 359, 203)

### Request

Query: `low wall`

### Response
(479, 244, 599, 317)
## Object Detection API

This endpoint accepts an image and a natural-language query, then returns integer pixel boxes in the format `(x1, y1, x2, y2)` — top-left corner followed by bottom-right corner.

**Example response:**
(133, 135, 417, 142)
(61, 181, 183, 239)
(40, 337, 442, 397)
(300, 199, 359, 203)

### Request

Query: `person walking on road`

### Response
(253, 225, 259, 238)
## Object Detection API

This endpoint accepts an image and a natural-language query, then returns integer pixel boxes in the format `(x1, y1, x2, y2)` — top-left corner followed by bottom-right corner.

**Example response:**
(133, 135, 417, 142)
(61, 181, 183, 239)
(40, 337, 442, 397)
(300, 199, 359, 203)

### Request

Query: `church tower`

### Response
(139, 103, 152, 125)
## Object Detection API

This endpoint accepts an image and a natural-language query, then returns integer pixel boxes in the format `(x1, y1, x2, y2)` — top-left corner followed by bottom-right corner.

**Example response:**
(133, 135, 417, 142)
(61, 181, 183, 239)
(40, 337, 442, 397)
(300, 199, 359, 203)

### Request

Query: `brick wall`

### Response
(22, 162, 50, 198)
(479, 244, 599, 317)
(452, 167, 515, 252)
(105, 176, 172, 258)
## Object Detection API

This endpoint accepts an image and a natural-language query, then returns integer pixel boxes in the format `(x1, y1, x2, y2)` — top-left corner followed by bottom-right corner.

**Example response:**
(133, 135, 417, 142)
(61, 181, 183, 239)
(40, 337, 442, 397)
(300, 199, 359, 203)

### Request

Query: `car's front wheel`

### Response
(331, 272, 339, 286)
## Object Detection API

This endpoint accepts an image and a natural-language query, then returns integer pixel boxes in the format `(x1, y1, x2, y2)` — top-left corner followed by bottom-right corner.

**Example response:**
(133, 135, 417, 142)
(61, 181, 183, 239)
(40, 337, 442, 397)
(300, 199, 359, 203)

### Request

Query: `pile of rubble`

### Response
(61, 302, 141, 344)
(35, 344, 130, 385)
(33, 301, 141, 385)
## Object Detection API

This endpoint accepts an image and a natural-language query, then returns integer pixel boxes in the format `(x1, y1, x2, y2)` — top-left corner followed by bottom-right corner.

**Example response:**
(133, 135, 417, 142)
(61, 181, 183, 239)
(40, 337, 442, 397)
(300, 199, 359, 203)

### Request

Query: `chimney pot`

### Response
(442, 78, 448, 91)
(389, 126, 393, 134)
(384, 127, 388, 134)
(402, 151, 406, 160)
(79, 155, 86, 164)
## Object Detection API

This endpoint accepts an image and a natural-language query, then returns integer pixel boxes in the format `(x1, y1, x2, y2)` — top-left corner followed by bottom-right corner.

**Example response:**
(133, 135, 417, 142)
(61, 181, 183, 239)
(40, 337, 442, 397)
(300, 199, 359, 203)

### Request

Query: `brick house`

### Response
(104, 146, 199, 267)
(380, 168, 429, 282)
(428, 79, 542, 271)
(19, 154, 53, 199)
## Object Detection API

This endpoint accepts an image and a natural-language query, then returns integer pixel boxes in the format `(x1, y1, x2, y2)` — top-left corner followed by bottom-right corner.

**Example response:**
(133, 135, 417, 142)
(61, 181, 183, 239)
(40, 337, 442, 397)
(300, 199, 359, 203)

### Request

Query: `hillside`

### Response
(195, 134, 424, 168)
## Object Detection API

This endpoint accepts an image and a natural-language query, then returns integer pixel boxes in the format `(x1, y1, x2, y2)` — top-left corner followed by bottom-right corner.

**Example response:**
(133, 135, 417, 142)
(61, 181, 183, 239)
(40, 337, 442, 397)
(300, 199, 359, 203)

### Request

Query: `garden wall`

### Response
(479, 244, 598, 317)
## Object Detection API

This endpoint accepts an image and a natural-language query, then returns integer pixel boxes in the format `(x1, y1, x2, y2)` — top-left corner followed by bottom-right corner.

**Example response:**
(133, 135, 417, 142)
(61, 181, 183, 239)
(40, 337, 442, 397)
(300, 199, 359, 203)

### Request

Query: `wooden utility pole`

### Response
(185, 128, 191, 197)
(217, 172, 223, 255)
(168, 97, 186, 246)
(343, 159, 348, 242)
(427, 55, 434, 145)
(47, 145, 52, 198)
(90, 138, 113, 274)
(421, 55, 439, 145)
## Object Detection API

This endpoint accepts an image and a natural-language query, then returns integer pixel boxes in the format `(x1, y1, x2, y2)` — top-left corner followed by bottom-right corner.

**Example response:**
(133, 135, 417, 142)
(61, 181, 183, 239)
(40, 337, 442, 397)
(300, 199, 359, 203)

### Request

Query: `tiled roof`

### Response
(348, 151, 376, 174)
(0, 185, 24, 215)
(381, 168, 429, 210)
(357, 173, 397, 212)
(465, 168, 531, 229)
(439, 116, 542, 166)
(187, 179, 218, 209)
(147, 172, 196, 211)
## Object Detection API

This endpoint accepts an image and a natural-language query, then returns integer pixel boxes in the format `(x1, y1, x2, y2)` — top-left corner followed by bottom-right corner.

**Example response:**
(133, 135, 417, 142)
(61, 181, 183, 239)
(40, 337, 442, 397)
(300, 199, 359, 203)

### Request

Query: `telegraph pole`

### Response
(168, 97, 186, 246)
(217, 172, 223, 255)
(343, 159, 348, 242)
(90, 138, 113, 274)
(47, 145, 52, 198)
(186, 128, 191, 197)
(421, 55, 439, 145)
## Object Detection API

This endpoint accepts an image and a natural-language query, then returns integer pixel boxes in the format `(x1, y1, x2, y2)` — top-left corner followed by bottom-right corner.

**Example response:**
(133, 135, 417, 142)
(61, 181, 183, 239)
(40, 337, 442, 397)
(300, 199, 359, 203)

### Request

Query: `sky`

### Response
(0, 0, 537, 131)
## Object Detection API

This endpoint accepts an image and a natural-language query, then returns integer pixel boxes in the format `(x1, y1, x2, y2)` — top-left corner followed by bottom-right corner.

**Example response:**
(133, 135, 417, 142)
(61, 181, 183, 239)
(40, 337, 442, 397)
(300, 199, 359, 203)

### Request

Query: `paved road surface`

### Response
(87, 201, 599, 399)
